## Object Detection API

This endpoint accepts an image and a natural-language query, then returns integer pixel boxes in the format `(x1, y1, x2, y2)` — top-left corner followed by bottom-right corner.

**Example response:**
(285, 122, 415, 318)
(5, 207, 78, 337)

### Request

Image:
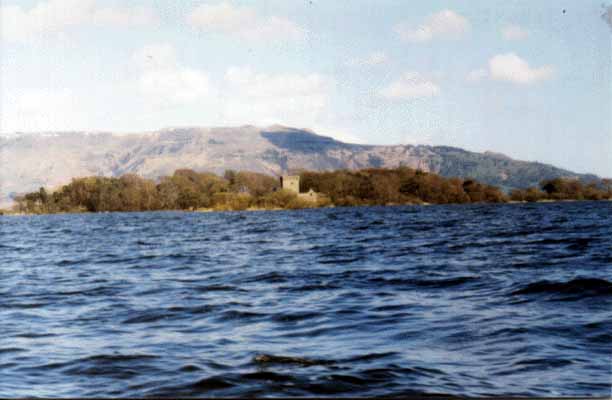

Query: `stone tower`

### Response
(280, 175, 300, 194)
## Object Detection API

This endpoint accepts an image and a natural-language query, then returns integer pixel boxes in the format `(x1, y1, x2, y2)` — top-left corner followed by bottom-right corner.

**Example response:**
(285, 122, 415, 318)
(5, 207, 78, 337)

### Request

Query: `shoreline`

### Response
(2, 198, 610, 217)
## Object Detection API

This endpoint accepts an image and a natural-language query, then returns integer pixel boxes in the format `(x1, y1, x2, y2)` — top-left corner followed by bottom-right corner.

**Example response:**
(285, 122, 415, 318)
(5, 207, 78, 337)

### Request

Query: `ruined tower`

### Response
(280, 175, 300, 194)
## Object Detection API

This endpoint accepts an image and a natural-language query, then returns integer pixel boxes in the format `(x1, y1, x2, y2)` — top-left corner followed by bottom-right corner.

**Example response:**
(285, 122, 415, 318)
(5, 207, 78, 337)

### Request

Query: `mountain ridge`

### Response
(0, 125, 598, 206)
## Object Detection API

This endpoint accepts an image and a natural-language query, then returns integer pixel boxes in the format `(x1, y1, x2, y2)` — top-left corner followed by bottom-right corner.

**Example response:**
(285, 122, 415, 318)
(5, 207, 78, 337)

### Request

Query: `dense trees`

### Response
(11, 167, 611, 214)
(509, 177, 612, 202)
(13, 170, 269, 214)
(509, 187, 544, 202)
(301, 168, 505, 206)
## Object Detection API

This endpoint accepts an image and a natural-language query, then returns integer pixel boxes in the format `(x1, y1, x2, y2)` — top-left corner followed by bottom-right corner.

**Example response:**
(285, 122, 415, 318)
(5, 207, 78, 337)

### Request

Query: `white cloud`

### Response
(187, 2, 305, 42)
(132, 44, 212, 106)
(501, 24, 529, 40)
(347, 51, 389, 67)
(139, 68, 211, 105)
(132, 43, 180, 71)
(1, 88, 88, 133)
(1, 0, 157, 42)
(130, 43, 334, 126)
(489, 53, 555, 84)
(92, 6, 157, 27)
(223, 66, 333, 126)
(379, 72, 440, 100)
(467, 53, 555, 85)
(395, 9, 470, 42)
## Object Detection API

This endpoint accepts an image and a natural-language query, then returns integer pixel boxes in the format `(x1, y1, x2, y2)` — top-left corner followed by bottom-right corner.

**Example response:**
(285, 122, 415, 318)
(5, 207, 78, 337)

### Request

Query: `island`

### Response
(4, 167, 612, 215)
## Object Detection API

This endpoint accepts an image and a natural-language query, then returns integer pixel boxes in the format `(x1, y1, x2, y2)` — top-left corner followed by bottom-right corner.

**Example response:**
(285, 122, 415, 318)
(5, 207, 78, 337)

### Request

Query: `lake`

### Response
(1, 202, 610, 397)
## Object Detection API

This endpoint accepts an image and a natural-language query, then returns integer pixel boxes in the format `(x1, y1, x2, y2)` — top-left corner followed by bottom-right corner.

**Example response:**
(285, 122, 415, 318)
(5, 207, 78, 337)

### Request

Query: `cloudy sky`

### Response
(1, 0, 611, 176)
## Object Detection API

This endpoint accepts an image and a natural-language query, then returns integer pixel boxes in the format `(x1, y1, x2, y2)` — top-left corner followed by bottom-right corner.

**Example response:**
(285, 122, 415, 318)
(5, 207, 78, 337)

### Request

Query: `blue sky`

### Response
(1, 0, 611, 176)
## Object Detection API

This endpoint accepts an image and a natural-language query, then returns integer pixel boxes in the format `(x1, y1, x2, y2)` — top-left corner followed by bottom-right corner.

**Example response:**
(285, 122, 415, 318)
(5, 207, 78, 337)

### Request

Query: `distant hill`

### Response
(0, 125, 598, 206)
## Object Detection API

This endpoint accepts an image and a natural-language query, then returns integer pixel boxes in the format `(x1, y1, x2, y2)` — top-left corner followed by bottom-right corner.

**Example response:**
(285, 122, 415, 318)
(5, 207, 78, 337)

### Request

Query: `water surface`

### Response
(1, 202, 611, 397)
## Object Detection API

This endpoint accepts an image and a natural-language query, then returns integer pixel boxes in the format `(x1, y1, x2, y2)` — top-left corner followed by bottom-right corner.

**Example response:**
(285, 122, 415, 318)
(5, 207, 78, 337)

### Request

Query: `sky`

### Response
(1, 0, 611, 177)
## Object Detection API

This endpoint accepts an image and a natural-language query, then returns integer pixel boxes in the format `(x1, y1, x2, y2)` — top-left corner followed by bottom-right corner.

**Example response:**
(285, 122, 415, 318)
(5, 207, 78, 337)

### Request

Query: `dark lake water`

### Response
(1, 202, 611, 397)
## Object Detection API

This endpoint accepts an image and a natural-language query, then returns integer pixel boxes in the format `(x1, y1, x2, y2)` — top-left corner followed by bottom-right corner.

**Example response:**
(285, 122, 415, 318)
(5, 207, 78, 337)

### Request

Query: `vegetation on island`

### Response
(300, 168, 506, 205)
(509, 177, 612, 202)
(7, 167, 612, 215)
(11, 169, 326, 214)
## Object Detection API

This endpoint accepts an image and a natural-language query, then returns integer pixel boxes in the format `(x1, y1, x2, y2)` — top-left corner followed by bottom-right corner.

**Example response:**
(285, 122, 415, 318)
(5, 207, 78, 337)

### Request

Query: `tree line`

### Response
(11, 169, 325, 214)
(9, 167, 612, 214)
(509, 177, 612, 202)
(300, 168, 507, 206)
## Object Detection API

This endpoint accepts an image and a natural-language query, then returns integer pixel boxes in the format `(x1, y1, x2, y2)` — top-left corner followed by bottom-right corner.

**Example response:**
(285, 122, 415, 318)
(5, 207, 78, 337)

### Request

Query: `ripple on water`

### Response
(1, 203, 611, 397)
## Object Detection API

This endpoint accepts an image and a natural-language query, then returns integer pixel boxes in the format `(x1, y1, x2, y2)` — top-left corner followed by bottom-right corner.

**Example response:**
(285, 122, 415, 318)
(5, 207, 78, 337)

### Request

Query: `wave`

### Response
(3, 203, 612, 397)
(194, 284, 246, 293)
(342, 351, 399, 363)
(271, 311, 321, 323)
(253, 354, 333, 366)
(0, 347, 25, 355)
(512, 278, 612, 299)
(281, 283, 342, 292)
(368, 276, 478, 289)
(2, 302, 48, 309)
(216, 309, 266, 321)
(191, 376, 235, 390)
(26, 353, 162, 378)
(122, 311, 172, 325)
(244, 272, 287, 283)
(78, 354, 159, 363)
(151, 369, 451, 397)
